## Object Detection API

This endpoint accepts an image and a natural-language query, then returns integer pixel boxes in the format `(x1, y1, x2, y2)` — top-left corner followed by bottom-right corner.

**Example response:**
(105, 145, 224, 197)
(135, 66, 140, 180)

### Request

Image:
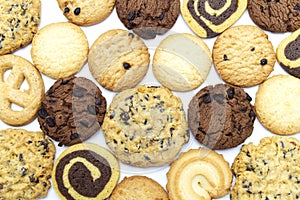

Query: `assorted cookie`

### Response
(213, 25, 276, 87)
(167, 148, 233, 200)
(0, 128, 55, 199)
(181, 0, 247, 38)
(102, 85, 189, 167)
(188, 84, 256, 150)
(37, 76, 107, 146)
(276, 28, 300, 78)
(115, 0, 180, 39)
(88, 29, 150, 92)
(232, 136, 300, 199)
(153, 33, 212, 91)
(52, 143, 120, 200)
(255, 74, 300, 135)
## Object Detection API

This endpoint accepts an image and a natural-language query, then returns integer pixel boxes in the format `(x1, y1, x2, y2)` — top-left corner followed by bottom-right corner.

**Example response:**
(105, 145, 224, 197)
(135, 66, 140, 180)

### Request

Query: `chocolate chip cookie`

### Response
(188, 84, 256, 150)
(37, 76, 107, 146)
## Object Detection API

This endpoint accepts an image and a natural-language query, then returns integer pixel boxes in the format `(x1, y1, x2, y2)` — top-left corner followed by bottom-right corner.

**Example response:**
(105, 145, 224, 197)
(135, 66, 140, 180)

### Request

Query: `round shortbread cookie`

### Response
(102, 85, 189, 167)
(110, 176, 168, 200)
(0, 54, 44, 126)
(153, 33, 212, 91)
(88, 29, 150, 92)
(213, 25, 275, 87)
(31, 22, 89, 79)
(255, 74, 300, 135)
(181, 0, 247, 38)
(56, 0, 115, 26)
(0, 0, 41, 55)
(232, 136, 300, 199)
(276, 28, 300, 78)
(167, 148, 233, 200)
(52, 143, 120, 200)
(0, 128, 55, 199)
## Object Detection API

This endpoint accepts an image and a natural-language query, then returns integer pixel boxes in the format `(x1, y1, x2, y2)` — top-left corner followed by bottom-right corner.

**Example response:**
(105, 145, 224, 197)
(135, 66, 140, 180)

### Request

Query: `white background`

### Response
(0, 0, 296, 199)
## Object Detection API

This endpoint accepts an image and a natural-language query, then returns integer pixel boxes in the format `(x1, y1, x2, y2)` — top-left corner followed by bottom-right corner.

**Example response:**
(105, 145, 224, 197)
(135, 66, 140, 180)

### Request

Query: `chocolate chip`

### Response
(144, 155, 151, 161)
(64, 7, 70, 13)
(227, 87, 235, 99)
(38, 108, 47, 119)
(80, 120, 89, 128)
(246, 93, 252, 102)
(46, 117, 56, 127)
(87, 105, 97, 115)
(19, 154, 23, 162)
(123, 62, 131, 70)
(120, 112, 130, 122)
(70, 133, 79, 140)
(73, 88, 84, 97)
(95, 98, 101, 105)
(137, 10, 142, 17)
(109, 111, 115, 119)
(74, 7, 81, 15)
(249, 110, 256, 118)
(260, 58, 268, 65)
(266, 0, 271, 2)
(159, 12, 165, 20)
(251, 47, 255, 51)
(213, 94, 224, 104)
(294, 5, 300, 10)
(47, 89, 53, 95)
(61, 79, 69, 85)
(240, 107, 247, 113)
(128, 33, 135, 38)
(202, 94, 211, 104)
(128, 12, 135, 21)
(223, 54, 228, 61)
(21, 167, 27, 177)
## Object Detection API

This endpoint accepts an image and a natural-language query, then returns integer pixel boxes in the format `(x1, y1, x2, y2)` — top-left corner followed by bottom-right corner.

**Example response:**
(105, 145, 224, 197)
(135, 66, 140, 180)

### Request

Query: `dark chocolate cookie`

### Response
(188, 84, 256, 150)
(248, 0, 300, 33)
(115, 0, 180, 39)
(37, 76, 107, 146)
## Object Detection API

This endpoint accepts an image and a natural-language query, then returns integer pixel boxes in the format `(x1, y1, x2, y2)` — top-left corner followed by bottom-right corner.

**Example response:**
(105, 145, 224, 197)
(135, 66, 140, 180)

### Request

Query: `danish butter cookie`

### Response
(255, 74, 300, 135)
(37, 76, 107, 146)
(110, 176, 168, 200)
(102, 85, 189, 167)
(0, 54, 44, 126)
(0, 128, 55, 199)
(232, 136, 300, 199)
(276, 28, 300, 78)
(115, 0, 180, 39)
(0, 0, 40, 55)
(188, 84, 256, 149)
(153, 33, 212, 91)
(31, 22, 88, 79)
(167, 148, 233, 200)
(57, 0, 115, 26)
(88, 29, 150, 92)
(213, 25, 275, 87)
(248, 0, 300, 33)
(181, 0, 247, 38)
(52, 143, 120, 200)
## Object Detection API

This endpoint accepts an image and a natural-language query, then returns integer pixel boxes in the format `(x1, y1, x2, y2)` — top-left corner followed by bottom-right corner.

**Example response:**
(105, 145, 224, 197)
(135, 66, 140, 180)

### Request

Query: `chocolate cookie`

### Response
(115, 0, 180, 39)
(37, 76, 107, 146)
(188, 84, 256, 150)
(248, 0, 300, 33)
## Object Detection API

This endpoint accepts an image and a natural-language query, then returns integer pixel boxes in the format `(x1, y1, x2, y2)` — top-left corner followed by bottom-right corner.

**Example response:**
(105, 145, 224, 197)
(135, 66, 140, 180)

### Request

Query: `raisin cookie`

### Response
(57, 0, 115, 26)
(115, 0, 180, 39)
(102, 85, 189, 167)
(0, 129, 55, 199)
(276, 28, 300, 78)
(248, 0, 300, 33)
(153, 33, 212, 91)
(213, 25, 275, 87)
(52, 143, 120, 200)
(188, 84, 256, 150)
(255, 74, 300, 135)
(110, 176, 168, 200)
(31, 22, 89, 79)
(0, 0, 40, 55)
(88, 29, 150, 92)
(37, 76, 107, 146)
(232, 136, 300, 199)
(181, 0, 247, 38)
(167, 148, 233, 200)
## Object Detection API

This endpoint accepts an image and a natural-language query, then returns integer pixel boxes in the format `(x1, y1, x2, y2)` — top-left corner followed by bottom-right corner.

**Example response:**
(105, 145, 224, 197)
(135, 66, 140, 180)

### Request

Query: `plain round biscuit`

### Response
(213, 25, 275, 87)
(255, 74, 300, 135)
(88, 29, 150, 91)
(0, 0, 41, 55)
(110, 176, 168, 200)
(56, 0, 115, 26)
(181, 0, 247, 38)
(31, 22, 89, 79)
(153, 33, 212, 91)
(0, 54, 44, 126)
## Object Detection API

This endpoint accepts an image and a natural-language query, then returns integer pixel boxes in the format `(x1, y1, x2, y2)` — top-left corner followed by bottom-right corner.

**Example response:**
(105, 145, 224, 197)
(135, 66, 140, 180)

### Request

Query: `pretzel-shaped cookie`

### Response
(0, 55, 44, 126)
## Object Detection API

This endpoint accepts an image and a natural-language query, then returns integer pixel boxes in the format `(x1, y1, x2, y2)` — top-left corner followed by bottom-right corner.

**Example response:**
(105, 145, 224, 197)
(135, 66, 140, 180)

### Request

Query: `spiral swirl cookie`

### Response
(188, 84, 256, 150)
(37, 76, 107, 146)
(276, 28, 300, 78)
(181, 0, 247, 38)
(0, 129, 55, 199)
(52, 143, 120, 200)
(167, 148, 233, 200)
(232, 136, 300, 199)
(102, 85, 189, 167)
